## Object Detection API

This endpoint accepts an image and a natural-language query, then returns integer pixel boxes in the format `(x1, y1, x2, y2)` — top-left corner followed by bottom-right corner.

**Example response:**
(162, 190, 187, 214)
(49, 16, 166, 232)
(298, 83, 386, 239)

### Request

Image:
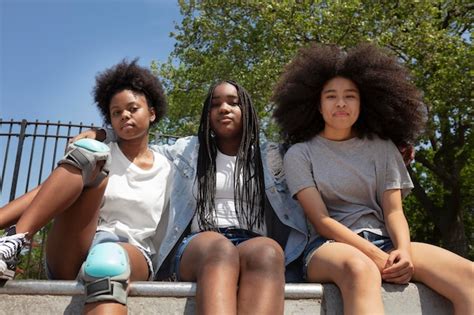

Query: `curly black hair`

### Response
(93, 59, 167, 126)
(272, 43, 427, 146)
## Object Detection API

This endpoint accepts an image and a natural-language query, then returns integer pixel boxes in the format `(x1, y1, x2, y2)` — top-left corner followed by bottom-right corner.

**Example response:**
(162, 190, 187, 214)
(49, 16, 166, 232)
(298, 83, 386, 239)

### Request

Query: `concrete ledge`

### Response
(0, 280, 452, 314)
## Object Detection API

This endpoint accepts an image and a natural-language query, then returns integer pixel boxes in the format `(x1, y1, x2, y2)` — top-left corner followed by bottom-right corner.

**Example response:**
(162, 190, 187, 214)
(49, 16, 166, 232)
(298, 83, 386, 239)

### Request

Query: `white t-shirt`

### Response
(97, 142, 172, 255)
(191, 150, 266, 235)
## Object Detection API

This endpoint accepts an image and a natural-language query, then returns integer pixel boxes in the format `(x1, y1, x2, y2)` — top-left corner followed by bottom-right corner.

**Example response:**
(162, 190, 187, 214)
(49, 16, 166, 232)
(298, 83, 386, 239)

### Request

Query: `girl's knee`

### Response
(341, 257, 381, 286)
(181, 234, 240, 279)
(241, 241, 285, 274)
(202, 237, 240, 267)
(121, 243, 149, 281)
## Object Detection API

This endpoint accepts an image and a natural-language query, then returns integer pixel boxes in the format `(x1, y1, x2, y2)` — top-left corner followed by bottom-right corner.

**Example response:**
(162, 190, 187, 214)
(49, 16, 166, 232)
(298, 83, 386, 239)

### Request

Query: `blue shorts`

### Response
(172, 227, 261, 281)
(45, 230, 154, 280)
(303, 230, 394, 279)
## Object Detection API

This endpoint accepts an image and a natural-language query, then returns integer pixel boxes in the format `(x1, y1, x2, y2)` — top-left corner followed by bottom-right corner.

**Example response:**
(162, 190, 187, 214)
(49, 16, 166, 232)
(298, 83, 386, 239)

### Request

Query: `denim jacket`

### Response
(151, 136, 308, 282)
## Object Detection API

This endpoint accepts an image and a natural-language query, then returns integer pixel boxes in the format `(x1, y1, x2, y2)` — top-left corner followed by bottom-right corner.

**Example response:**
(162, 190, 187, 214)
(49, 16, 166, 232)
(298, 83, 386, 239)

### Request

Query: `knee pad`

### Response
(58, 139, 110, 187)
(78, 242, 130, 305)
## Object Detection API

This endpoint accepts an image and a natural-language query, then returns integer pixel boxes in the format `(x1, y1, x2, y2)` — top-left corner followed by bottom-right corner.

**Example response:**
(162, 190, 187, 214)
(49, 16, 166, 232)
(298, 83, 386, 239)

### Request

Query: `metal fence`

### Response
(0, 119, 177, 279)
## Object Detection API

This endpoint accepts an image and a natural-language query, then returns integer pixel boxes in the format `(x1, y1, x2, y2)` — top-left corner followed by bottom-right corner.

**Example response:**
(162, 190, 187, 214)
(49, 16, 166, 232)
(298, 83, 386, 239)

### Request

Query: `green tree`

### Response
(157, 0, 473, 257)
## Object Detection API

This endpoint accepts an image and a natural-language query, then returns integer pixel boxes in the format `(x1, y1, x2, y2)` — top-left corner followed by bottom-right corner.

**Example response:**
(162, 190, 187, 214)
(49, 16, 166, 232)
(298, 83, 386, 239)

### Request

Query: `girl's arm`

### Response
(69, 128, 107, 143)
(296, 186, 389, 272)
(381, 189, 414, 283)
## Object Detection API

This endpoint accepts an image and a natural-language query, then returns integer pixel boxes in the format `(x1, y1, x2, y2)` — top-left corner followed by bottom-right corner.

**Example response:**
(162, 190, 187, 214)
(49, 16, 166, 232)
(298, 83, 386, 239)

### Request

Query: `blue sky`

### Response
(1, 0, 181, 126)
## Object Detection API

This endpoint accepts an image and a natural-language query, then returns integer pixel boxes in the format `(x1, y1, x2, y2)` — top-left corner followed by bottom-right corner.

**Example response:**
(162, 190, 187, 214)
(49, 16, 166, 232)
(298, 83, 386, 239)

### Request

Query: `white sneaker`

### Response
(0, 232, 28, 280)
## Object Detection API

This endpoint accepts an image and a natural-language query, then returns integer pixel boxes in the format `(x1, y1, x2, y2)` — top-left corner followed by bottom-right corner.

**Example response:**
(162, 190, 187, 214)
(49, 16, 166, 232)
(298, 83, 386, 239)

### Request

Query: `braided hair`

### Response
(195, 80, 265, 231)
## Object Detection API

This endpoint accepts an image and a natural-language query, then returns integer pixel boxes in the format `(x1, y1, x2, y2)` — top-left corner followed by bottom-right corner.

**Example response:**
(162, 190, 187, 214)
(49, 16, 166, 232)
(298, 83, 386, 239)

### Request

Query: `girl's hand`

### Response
(382, 249, 414, 284)
(369, 249, 390, 273)
(68, 129, 104, 144)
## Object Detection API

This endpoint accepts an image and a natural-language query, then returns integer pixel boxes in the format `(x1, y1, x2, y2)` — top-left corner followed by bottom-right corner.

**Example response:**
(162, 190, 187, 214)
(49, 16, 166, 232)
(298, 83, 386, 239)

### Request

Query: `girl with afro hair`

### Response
(273, 43, 473, 314)
(0, 59, 172, 314)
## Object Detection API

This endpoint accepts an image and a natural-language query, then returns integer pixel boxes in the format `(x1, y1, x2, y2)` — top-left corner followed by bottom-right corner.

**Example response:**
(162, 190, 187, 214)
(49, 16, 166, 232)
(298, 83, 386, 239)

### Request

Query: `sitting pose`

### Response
(154, 81, 308, 314)
(272, 43, 474, 314)
(77, 80, 308, 314)
(0, 59, 172, 315)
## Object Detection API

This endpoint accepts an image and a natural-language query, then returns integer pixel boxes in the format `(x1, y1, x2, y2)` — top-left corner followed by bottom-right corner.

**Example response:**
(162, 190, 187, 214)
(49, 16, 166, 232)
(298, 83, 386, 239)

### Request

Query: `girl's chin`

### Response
(117, 131, 148, 141)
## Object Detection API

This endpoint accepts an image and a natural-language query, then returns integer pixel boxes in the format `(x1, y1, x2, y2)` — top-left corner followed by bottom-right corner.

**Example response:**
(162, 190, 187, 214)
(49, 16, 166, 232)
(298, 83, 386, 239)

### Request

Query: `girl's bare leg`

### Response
(15, 164, 86, 237)
(0, 186, 41, 229)
(179, 231, 240, 315)
(307, 242, 384, 315)
(237, 237, 285, 315)
(45, 175, 107, 279)
(410, 242, 474, 315)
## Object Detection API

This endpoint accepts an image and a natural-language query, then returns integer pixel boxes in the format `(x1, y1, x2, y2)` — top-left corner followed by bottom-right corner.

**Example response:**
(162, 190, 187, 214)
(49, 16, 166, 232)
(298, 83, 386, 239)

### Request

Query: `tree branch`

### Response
(415, 153, 452, 186)
(429, 134, 438, 151)
(408, 167, 440, 219)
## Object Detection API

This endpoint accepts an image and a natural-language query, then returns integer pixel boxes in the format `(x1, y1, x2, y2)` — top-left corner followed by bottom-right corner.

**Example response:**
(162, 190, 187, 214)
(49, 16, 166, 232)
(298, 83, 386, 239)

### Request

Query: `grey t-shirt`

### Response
(284, 135, 413, 242)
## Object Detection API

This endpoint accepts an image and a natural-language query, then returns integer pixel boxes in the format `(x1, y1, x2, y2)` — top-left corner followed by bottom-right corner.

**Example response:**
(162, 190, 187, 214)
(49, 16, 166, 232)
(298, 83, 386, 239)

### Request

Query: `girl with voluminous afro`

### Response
(272, 43, 426, 146)
(273, 43, 473, 314)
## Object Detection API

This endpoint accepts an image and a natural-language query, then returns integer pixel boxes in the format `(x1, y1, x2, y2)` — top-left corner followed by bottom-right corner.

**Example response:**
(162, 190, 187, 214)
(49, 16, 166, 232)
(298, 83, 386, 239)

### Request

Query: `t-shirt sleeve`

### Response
(382, 140, 414, 198)
(283, 144, 316, 198)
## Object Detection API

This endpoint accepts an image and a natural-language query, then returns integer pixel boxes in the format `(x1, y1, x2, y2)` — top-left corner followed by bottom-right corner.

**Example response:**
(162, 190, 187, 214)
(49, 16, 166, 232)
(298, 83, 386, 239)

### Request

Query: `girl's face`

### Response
(109, 89, 155, 141)
(209, 82, 243, 142)
(319, 77, 360, 139)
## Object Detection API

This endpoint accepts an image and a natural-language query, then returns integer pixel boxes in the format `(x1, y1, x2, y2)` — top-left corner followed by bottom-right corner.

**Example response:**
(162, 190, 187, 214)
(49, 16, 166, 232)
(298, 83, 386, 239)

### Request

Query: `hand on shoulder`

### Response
(69, 128, 106, 144)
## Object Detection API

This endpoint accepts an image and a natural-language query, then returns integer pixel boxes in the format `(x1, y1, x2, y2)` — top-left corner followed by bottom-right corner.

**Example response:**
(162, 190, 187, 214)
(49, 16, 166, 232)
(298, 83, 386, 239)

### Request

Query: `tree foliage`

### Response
(156, 0, 473, 257)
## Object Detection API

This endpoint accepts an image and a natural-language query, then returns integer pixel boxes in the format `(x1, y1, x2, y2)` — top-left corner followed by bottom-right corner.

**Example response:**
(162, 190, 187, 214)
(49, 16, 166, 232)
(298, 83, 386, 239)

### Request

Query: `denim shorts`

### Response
(172, 227, 261, 281)
(303, 230, 394, 279)
(45, 230, 154, 280)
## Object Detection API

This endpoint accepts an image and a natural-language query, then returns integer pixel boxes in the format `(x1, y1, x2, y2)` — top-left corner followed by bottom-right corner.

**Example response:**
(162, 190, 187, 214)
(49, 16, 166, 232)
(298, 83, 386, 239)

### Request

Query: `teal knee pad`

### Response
(79, 242, 131, 305)
(58, 139, 110, 187)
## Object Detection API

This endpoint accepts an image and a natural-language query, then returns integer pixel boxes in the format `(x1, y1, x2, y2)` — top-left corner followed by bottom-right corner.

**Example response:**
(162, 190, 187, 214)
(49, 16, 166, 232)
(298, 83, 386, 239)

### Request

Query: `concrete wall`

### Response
(0, 280, 453, 314)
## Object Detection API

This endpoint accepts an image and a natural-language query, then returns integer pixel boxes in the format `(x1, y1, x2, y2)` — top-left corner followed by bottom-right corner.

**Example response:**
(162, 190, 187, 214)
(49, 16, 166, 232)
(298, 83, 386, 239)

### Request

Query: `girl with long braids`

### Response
(74, 80, 308, 314)
(153, 80, 307, 314)
(194, 80, 265, 232)
(273, 43, 473, 314)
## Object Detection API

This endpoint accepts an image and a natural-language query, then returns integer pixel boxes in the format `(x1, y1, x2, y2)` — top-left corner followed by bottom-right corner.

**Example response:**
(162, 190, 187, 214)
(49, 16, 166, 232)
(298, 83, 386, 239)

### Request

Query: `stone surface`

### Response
(0, 281, 453, 314)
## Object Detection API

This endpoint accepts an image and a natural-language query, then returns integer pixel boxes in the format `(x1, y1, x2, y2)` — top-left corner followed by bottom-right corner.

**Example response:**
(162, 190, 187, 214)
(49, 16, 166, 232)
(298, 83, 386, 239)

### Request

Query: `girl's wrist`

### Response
(391, 238, 411, 251)
(366, 241, 388, 260)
